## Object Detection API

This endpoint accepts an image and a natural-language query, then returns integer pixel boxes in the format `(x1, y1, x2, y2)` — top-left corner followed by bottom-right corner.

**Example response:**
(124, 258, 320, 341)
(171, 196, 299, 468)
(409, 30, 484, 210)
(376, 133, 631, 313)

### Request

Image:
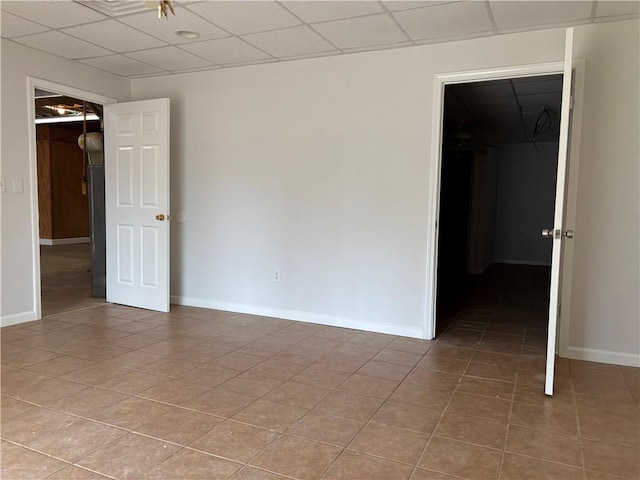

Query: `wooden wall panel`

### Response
(50, 141, 89, 239)
(36, 122, 100, 240)
(36, 129, 53, 239)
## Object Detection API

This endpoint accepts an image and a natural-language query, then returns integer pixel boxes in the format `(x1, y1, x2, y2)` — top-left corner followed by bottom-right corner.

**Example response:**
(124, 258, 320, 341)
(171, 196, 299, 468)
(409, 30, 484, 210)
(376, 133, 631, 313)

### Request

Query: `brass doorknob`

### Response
(155, 214, 165, 221)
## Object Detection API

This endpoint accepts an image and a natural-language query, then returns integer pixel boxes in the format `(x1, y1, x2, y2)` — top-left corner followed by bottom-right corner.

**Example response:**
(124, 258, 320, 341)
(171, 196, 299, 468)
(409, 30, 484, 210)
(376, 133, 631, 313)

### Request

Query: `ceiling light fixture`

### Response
(144, 0, 175, 19)
(175, 30, 200, 39)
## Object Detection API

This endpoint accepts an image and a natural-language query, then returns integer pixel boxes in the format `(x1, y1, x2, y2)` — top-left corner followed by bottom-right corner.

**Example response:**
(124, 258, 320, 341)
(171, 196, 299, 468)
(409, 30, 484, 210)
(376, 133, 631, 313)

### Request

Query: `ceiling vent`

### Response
(75, 0, 154, 17)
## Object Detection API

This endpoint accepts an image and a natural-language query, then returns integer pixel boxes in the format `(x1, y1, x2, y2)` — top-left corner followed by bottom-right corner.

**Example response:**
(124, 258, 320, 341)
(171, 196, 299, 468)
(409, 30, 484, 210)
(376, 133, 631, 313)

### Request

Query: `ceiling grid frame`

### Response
(0, 0, 637, 78)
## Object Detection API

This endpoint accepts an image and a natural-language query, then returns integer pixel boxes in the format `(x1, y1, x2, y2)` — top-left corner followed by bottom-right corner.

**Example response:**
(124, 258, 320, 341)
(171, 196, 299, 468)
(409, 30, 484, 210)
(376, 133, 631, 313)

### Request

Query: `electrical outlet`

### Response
(273, 270, 281, 282)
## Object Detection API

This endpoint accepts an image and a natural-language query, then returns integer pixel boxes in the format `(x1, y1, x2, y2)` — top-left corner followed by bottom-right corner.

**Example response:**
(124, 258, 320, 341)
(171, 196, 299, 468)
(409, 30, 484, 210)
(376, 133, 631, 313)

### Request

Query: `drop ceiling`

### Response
(445, 74, 563, 145)
(34, 88, 102, 121)
(1, 1, 638, 79)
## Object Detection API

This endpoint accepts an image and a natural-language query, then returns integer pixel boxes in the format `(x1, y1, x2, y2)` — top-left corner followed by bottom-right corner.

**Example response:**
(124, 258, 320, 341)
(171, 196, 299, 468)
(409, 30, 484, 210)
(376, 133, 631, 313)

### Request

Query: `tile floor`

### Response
(2, 268, 639, 479)
(40, 244, 104, 317)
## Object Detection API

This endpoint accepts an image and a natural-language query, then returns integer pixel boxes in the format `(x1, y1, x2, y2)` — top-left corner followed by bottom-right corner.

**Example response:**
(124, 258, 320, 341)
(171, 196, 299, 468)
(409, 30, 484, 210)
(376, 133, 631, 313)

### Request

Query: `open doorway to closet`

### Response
(34, 88, 106, 316)
(434, 75, 563, 344)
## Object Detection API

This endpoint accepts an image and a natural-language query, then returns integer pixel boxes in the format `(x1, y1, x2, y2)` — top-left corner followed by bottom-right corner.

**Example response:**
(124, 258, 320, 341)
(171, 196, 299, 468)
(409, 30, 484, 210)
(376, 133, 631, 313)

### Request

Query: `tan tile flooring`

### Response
(40, 244, 104, 317)
(1, 301, 639, 479)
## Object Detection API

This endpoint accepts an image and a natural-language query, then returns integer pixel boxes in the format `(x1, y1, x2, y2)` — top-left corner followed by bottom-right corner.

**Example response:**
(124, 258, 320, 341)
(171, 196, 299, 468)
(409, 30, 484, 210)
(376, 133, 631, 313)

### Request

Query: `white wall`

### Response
(567, 20, 640, 365)
(0, 38, 130, 325)
(131, 20, 639, 364)
(131, 27, 568, 338)
(2, 19, 637, 366)
(494, 142, 558, 266)
(468, 150, 499, 274)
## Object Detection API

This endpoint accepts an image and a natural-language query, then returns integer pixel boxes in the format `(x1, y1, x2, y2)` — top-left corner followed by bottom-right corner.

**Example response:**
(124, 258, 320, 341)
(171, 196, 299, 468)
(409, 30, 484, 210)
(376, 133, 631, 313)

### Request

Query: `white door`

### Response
(105, 98, 170, 312)
(545, 29, 574, 395)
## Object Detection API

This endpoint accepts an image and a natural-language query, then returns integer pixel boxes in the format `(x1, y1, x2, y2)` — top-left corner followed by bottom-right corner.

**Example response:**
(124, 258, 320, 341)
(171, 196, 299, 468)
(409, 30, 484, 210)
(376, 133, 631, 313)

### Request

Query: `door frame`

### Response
(423, 60, 586, 359)
(26, 77, 116, 319)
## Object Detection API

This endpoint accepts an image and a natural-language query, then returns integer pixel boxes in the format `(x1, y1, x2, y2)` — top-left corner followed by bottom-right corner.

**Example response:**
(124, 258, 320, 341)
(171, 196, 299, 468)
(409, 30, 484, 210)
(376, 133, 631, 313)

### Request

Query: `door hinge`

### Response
(558, 304, 562, 317)
(569, 95, 574, 110)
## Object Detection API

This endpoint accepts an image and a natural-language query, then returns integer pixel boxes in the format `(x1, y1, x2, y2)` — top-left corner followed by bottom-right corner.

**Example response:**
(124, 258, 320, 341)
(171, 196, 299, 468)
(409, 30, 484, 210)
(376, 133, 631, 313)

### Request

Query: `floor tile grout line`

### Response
(9, 358, 624, 466)
(569, 362, 589, 480)
(309, 337, 438, 478)
(498, 450, 590, 471)
(4, 288, 638, 479)
(2, 433, 121, 480)
(421, 304, 585, 478)
(4, 433, 126, 480)
(407, 317, 480, 479)
(3, 390, 288, 479)
(8, 322, 436, 476)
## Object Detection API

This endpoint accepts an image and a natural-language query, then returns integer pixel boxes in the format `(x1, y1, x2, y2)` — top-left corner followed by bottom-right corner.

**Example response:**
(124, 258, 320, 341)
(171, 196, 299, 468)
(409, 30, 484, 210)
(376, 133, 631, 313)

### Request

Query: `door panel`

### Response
(105, 98, 170, 312)
(545, 29, 574, 395)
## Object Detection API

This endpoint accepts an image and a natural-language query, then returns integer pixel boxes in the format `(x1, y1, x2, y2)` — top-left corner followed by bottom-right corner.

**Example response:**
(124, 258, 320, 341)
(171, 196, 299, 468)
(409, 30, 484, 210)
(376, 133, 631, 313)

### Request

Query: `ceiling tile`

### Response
(282, 1, 384, 23)
(595, 1, 640, 18)
(451, 81, 512, 100)
(0, 1, 106, 28)
(414, 30, 495, 45)
(480, 105, 522, 118)
(341, 40, 413, 53)
(0, 11, 49, 38)
(490, 1, 592, 31)
(119, 7, 229, 44)
(513, 77, 563, 96)
(394, 2, 494, 41)
(126, 45, 213, 71)
(312, 14, 408, 49)
(187, 1, 301, 35)
(383, 1, 458, 12)
(181, 37, 270, 65)
(517, 93, 562, 107)
(63, 19, 166, 53)
(520, 105, 550, 116)
(466, 95, 519, 108)
(243, 25, 336, 58)
(14, 31, 112, 59)
(80, 54, 163, 76)
(279, 50, 341, 61)
(486, 127, 529, 143)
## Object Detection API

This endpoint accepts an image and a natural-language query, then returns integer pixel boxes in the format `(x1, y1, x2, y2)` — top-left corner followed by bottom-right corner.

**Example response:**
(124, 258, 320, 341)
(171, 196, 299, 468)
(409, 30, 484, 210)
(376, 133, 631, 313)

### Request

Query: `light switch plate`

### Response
(13, 177, 24, 194)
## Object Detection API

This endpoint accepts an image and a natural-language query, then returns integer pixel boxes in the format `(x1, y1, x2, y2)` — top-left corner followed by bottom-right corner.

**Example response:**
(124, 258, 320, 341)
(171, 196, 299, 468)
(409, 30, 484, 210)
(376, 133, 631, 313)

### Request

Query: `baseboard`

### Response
(40, 237, 90, 246)
(1, 311, 37, 327)
(564, 345, 640, 368)
(492, 259, 552, 267)
(170, 295, 424, 339)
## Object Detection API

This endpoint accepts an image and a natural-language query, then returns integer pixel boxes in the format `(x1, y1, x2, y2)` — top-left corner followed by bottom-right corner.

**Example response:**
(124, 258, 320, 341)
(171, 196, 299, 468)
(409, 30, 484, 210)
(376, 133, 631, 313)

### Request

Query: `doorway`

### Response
(435, 75, 563, 336)
(27, 78, 116, 319)
(34, 88, 106, 316)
